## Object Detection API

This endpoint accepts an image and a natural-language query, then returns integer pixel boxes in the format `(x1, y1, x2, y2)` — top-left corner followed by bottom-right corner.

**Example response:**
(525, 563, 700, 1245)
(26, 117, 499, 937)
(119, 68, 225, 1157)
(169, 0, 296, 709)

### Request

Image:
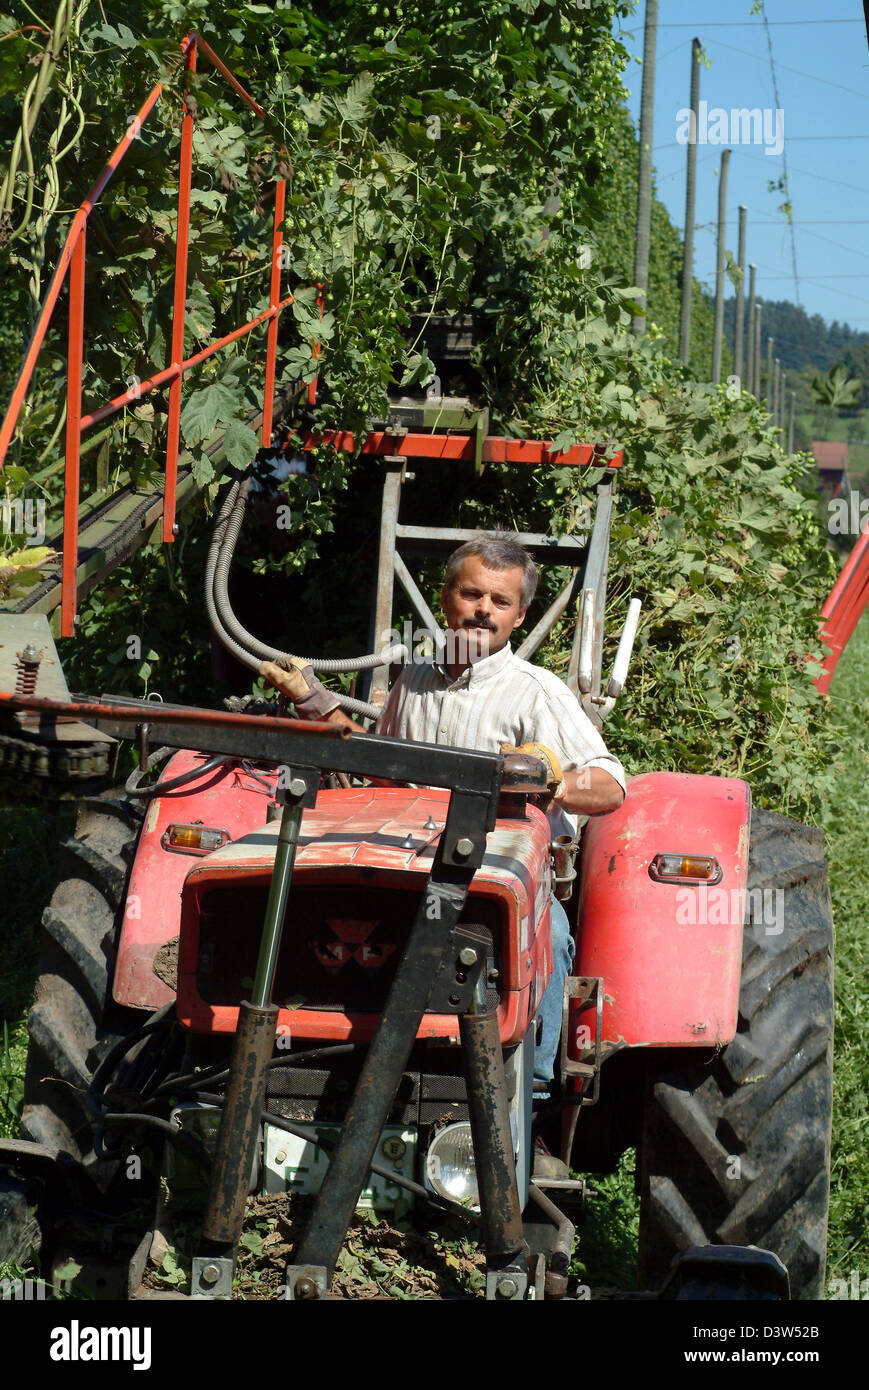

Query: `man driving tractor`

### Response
(262, 531, 626, 1087)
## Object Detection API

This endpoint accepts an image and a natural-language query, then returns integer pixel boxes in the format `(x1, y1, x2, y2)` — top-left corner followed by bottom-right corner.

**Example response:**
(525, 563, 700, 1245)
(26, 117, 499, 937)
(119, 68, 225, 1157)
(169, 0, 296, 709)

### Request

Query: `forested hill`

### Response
(722, 296, 869, 374)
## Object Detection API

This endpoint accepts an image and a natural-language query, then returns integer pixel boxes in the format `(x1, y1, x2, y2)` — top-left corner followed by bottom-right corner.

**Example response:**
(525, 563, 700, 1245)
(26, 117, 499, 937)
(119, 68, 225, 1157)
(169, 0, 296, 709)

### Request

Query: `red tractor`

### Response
(0, 32, 834, 1299)
(0, 452, 834, 1302)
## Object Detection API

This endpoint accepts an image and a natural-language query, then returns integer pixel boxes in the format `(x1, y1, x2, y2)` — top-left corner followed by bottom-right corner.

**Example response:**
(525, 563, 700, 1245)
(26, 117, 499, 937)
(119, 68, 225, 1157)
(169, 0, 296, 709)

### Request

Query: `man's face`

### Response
(441, 555, 527, 665)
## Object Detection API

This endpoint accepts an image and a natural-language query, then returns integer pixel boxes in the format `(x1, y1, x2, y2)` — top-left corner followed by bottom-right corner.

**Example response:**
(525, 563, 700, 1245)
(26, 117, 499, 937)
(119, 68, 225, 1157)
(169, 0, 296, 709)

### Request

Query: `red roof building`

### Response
(811, 441, 849, 497)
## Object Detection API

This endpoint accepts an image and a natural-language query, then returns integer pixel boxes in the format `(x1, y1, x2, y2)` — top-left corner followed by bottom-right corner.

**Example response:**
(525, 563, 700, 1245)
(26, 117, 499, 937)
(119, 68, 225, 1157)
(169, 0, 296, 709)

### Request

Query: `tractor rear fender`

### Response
(573, 772, 751, 1051)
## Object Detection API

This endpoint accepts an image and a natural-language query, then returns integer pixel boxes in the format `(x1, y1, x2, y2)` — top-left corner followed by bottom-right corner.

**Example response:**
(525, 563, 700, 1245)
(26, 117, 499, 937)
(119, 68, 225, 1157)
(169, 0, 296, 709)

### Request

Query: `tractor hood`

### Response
(173, 786, 554, 1043)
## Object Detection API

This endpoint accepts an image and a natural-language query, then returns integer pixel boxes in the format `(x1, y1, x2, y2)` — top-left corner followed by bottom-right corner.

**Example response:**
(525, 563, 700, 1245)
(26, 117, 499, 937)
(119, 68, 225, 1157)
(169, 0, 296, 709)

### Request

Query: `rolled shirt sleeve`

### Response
(521, 678, 627, 796)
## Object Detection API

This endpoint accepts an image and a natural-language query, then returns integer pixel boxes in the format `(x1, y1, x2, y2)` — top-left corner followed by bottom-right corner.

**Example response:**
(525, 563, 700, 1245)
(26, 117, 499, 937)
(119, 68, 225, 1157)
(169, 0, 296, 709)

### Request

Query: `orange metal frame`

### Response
(292, 429, 619, 469)
(816, 526, 869, 693)
(4, 30, 858, 686)
(0, 33, 303, 637)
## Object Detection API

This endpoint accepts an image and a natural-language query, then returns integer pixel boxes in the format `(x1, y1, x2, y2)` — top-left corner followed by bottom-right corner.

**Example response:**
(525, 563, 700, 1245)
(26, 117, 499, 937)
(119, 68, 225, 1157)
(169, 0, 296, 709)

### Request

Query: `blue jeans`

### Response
(534, 895, 575, 1085)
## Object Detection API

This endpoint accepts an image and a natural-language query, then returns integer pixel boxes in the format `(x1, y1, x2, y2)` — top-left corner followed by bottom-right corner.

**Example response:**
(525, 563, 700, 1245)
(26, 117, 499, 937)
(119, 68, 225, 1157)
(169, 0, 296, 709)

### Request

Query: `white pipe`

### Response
(577, 590, 595, 694)
(607, 598, 642, 698)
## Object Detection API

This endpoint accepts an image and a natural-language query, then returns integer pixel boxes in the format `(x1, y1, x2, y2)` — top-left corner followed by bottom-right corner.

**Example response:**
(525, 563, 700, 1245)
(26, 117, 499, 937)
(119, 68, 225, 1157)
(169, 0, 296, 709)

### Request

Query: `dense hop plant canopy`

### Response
(0, 0, 839, 820)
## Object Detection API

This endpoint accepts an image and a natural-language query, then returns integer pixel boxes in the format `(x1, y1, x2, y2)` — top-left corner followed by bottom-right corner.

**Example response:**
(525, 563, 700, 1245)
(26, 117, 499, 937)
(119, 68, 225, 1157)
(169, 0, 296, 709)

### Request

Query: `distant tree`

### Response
(811, 364, 862, 437)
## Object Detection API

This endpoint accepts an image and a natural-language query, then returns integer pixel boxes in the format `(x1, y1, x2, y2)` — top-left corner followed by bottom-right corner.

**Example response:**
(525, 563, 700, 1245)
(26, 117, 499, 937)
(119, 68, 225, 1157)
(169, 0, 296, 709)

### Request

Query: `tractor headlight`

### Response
(425, 1122, 479, 1209)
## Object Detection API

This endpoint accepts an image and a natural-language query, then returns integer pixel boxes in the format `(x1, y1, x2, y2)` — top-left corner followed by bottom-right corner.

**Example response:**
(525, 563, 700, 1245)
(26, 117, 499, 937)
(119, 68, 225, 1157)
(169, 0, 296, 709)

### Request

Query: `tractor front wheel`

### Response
(20, 792, 146, 1171)
(637, 808, 834, 1301)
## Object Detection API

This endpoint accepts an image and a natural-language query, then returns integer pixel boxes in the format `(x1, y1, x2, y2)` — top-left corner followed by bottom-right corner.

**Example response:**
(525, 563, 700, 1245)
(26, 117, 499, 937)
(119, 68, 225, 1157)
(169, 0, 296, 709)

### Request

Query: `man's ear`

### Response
(512, 607, 527, 630)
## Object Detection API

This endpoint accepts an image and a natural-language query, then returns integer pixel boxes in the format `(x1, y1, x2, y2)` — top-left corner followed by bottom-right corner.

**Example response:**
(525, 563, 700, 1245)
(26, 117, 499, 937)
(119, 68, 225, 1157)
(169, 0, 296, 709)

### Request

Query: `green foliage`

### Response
(811, 364, 862, 438)
(0, 0, 841, 827)
(570, 1149, 639, 1292)
(819, 612, 869, 1284)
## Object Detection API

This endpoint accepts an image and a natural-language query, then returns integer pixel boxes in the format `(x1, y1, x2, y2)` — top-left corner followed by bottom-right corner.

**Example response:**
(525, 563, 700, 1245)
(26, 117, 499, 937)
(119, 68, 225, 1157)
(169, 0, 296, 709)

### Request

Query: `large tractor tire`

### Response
(637, 808, 834, 1301)
(20, 792, 145, 1171)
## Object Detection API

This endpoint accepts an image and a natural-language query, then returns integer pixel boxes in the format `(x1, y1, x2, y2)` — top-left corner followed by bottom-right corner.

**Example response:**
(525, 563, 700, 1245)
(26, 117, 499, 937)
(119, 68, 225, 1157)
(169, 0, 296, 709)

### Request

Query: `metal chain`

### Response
(0, 728, 110, 779)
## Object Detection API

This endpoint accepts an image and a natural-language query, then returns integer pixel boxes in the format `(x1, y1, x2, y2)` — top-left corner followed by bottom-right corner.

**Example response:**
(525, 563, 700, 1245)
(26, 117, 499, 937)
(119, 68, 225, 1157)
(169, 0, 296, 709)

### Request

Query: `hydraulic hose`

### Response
(205, 477, 262, 675)
(212, 476, 401, 672)
(125, 747, 231, 800)
(152, 1042, 363, 1099)
(206, 474, 400, 721)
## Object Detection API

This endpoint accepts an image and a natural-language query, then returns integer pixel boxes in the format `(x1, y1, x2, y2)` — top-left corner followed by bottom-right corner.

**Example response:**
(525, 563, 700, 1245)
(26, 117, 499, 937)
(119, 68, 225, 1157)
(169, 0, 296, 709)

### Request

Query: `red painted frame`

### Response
(0, 33, 294, 636)
(5, 30, 856, 683)
(815, 526, 869, 693)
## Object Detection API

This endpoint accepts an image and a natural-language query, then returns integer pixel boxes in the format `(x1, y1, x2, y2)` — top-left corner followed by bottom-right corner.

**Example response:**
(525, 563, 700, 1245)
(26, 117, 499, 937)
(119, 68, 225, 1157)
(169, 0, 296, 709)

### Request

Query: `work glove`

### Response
(259, 657, 340, 720)
(500, 741, 565, 805)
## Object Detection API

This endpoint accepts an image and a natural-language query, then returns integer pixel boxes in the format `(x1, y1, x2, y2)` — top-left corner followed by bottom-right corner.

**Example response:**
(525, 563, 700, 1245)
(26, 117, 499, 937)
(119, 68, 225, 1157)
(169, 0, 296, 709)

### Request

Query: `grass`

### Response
(817, 613, 869, 1286)
(569, 1150, 639, 1294)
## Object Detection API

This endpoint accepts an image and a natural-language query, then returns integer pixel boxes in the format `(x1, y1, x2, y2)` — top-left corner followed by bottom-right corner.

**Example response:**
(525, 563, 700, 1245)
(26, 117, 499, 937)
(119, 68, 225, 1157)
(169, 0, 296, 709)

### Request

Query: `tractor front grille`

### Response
(195, 883, 502, 1014)
(263, 1058, 473, 1126)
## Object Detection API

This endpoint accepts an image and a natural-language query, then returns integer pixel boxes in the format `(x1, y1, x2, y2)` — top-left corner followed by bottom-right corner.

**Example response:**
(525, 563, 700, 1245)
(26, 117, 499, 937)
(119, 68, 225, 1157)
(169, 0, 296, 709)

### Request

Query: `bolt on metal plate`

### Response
(283, 1264, 329, 1300)
(191, 1254, 234, 1299)
(486, 1267, 529, 1301)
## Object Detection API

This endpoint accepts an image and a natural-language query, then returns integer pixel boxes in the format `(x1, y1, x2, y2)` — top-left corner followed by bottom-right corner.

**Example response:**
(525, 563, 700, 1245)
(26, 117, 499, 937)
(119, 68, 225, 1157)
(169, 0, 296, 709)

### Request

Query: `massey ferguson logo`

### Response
(313, 919, 397, 969)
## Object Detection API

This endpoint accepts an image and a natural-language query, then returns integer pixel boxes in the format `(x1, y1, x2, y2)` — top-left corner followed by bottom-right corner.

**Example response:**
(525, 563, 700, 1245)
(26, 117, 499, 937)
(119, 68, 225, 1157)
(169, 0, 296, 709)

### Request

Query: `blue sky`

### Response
(616, 2, 869, 330)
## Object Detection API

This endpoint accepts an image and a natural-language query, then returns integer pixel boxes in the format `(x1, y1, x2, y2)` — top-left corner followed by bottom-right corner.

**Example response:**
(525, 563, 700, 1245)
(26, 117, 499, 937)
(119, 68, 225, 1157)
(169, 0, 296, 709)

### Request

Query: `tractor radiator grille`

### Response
(195, 883, 502, 1014)
(264, 1062, 472, 1126)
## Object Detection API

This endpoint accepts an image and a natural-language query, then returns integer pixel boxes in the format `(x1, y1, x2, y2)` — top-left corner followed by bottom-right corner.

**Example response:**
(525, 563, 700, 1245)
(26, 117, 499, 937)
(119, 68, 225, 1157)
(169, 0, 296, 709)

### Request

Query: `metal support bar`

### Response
(296, 430, 622, 470)
(559, 976, 603, 1103)
(60, 229, 85, 637)
(194, 1001, 277, 1260)
(396, 525, 587, 564)
(568, 478, 614, 699)
(163, 39, 196, 546)
(367, 459, 405, 710)
(193, 780, 308, 1292)
(515, 570, 583, 662)
(251, 791, 305, 1006)
(289, 795, 490, 1288)
(459, 1006, 527, 1280)
(393, 551, 444, 651)
(261, 176, 286, 447)
(527, 1183, 575, 1300)
(0, 691, 505, 812)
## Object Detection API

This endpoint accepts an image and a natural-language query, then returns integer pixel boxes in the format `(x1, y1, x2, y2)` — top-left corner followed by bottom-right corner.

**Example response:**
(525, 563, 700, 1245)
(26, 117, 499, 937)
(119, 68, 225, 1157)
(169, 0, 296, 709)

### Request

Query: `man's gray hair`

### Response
(443, 532, 538, 609)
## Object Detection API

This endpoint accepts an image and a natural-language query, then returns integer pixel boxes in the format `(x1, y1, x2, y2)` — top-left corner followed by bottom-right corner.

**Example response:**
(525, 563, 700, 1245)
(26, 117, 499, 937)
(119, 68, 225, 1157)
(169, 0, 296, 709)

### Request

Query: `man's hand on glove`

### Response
(259, 657, 340, 721)
(500, 741, 565, 807)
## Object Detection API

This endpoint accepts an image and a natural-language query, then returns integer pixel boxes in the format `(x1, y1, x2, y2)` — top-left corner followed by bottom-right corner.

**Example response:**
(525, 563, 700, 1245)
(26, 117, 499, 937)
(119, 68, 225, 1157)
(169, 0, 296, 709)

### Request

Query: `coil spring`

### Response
(14, 651, 40, 697)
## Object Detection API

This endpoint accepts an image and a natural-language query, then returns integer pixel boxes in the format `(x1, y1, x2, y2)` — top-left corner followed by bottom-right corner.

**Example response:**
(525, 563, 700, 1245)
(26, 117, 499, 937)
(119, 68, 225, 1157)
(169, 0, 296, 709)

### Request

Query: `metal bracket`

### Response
(191, 1253, 234, 1299)
(559, 976, 603, 1104)
(485, 1261, 530, 1302)
(275, 764, 319, 808)
(283, 1264, 329, 1300)
(439, 789, 495, 869)
(427, 923, 488, 1014)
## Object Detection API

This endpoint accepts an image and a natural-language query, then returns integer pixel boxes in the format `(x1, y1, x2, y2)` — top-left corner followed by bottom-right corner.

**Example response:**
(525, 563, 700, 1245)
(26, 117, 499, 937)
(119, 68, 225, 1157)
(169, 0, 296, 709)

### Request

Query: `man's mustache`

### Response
(462, 617, 496, 632)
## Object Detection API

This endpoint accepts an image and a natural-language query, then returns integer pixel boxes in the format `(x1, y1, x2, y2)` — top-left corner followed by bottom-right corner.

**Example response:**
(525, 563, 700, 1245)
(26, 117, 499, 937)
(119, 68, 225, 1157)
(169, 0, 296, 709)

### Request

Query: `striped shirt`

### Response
(374, 643, 626, 837)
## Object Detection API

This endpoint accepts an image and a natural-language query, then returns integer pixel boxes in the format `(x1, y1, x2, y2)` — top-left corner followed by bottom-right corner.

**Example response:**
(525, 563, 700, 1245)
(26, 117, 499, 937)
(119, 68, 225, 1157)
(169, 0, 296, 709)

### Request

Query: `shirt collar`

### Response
(434, 642, 514, 689)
